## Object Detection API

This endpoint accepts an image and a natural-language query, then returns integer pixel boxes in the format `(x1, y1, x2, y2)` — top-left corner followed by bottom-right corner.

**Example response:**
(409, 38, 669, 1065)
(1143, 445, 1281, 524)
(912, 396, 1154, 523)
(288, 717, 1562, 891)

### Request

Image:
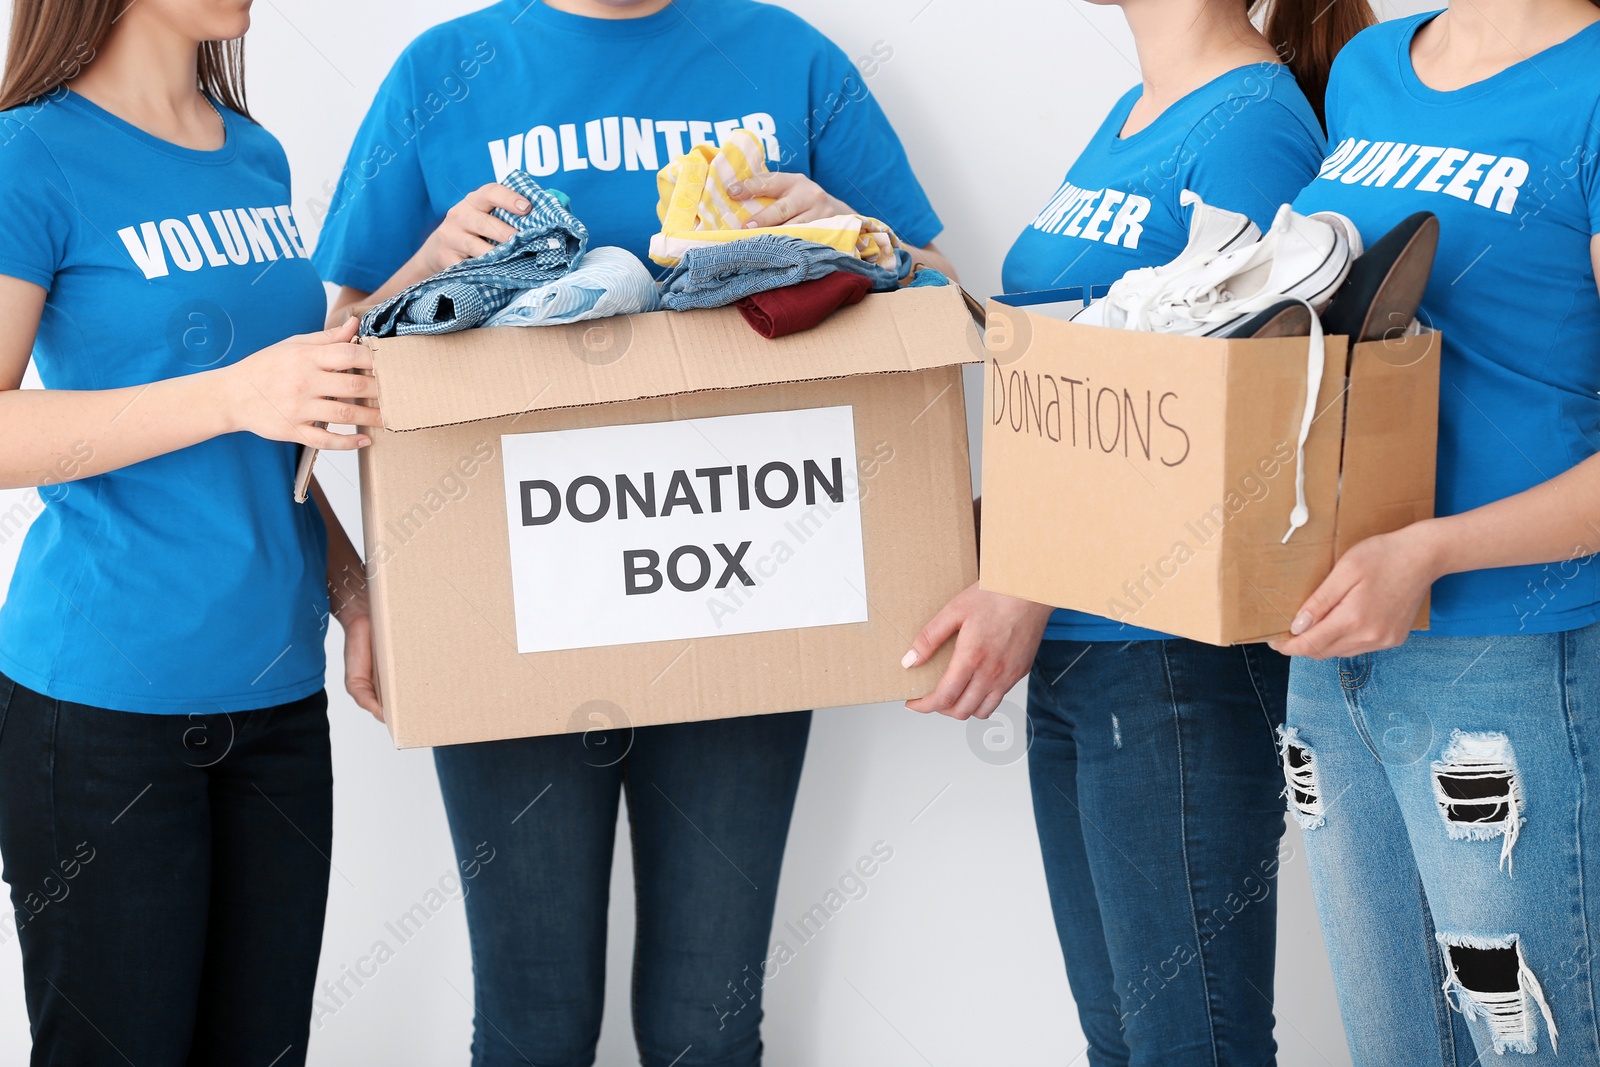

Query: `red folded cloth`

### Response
(735, 270, 875, 339)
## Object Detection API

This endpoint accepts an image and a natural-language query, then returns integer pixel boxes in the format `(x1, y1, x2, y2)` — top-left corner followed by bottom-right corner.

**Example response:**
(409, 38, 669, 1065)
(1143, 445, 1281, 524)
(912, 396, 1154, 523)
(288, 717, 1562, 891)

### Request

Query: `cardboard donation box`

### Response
(344, 285, 980, 748)
(978, 296, 1440, 646)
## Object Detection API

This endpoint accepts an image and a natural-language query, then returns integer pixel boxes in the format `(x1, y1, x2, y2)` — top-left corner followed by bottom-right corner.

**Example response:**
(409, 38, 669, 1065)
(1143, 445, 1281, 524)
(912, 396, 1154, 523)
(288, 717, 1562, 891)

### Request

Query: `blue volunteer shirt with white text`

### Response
(0, 91, 330, 714)
(311, 0, 942, 291)
(1001, 62, 1326, 642)
(1294, 13, 1600, 636)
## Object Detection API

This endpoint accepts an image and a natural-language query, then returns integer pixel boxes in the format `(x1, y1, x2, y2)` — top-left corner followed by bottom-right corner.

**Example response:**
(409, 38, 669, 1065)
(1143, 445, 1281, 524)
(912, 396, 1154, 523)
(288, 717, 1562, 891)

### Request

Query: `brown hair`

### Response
(0, 0, 249, 116)
(1252, 0, 1376, 126)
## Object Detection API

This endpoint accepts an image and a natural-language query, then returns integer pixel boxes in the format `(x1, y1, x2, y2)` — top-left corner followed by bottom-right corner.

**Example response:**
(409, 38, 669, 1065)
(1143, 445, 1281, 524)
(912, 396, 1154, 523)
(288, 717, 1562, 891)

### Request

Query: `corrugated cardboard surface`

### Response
(370, 284, 979, 431)
(979, 305, 1439, 646)
(1215, 339, 1349, 643)
(360, 287, 981, 747)
(1333, 332, 1440, 632)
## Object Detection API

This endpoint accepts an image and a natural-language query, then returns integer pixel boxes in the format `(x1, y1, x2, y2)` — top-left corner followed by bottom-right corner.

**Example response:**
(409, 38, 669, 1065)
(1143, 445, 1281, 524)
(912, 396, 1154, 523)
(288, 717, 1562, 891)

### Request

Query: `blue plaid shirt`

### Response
(360, 171, 588, 337)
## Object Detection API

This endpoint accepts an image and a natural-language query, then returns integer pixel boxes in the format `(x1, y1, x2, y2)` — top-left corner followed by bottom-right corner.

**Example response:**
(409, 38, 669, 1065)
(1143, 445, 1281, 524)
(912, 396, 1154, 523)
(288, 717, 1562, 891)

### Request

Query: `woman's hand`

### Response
(329, 184, 535, 325)
(341, 610, 384, 722)
(217, 318, 378, 450)
(1270, 522, 1445, 659)
(416, 182, 531, 274)
(313, 478, 384, 722)
(727, 172, 960, 280)
(729, 172, 856, 228)
(903, 583, 1054, 720)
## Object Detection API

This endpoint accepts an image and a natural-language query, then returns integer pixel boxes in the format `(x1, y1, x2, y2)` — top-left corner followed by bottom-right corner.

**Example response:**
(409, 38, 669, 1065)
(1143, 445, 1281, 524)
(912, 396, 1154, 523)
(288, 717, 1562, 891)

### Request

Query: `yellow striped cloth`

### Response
(649, 128, 901, 269)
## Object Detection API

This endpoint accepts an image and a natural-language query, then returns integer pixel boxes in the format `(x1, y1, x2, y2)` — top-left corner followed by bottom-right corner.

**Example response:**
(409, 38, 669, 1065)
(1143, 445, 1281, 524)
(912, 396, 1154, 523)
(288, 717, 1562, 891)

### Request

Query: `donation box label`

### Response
(501, 406, 869, 653)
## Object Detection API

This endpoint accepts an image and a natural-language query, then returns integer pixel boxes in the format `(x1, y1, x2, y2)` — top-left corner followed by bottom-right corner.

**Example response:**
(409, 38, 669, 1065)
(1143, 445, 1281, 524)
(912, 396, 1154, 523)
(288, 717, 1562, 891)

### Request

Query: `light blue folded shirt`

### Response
(485, 245, 660, 327)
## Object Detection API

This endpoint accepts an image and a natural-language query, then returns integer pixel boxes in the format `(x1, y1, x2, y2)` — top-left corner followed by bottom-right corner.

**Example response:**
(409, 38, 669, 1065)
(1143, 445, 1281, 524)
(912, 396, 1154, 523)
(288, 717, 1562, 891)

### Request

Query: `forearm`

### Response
(311, 477, 369, 622)
(1411, 452, 1600, 579)
(0, 372, 232, 489)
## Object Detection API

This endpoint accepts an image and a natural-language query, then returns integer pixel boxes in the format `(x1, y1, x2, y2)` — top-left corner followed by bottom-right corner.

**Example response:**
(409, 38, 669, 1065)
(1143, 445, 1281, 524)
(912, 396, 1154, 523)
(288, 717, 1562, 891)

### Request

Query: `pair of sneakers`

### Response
(1074, 190, 1439, 346)
(1073, 190, 1357, 337)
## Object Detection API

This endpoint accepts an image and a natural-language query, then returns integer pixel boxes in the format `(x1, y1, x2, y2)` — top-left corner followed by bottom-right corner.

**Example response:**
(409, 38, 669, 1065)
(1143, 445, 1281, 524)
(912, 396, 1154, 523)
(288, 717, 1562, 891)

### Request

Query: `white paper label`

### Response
(501, 406, 868, 653)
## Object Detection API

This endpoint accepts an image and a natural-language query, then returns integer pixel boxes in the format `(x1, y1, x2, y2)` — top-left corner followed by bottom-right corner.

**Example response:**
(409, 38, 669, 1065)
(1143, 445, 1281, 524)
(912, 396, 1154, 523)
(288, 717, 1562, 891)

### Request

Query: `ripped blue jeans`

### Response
(1284, 622, 1600, 1065)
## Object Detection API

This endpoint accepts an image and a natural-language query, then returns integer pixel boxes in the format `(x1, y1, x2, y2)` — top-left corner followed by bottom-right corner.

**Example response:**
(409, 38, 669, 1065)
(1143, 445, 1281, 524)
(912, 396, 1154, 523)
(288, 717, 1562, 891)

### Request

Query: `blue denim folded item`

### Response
(657, 234, 908, 311)
(360, 171, 589, 337)
(484, 246, 661, 327)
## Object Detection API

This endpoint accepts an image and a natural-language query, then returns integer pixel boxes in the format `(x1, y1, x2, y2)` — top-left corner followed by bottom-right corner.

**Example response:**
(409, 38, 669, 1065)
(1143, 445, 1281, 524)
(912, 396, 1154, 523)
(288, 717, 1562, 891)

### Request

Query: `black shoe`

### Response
(1225, 299, 1313, 339)
(1320, 212, 1439, 343)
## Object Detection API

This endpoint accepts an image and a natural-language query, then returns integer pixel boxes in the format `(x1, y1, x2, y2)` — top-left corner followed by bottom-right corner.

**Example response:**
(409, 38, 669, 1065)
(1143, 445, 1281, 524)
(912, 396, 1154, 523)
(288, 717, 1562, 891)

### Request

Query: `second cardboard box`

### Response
(978, 299, 1439, 646)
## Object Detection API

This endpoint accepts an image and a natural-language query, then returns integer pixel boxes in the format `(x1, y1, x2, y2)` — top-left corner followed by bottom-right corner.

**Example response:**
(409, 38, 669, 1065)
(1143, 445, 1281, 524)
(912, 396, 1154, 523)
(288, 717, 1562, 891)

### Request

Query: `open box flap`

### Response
(1333, 329, 1441, 630)
(372, 284, 982, 432)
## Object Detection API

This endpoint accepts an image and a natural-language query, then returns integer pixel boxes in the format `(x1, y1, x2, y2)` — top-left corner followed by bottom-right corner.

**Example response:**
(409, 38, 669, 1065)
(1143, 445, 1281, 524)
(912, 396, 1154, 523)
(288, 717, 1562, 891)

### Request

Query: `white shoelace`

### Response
(1120, 277, 1324, 543)
(1100, 243, 1242, 326)
(1281, 309, 1322, 543)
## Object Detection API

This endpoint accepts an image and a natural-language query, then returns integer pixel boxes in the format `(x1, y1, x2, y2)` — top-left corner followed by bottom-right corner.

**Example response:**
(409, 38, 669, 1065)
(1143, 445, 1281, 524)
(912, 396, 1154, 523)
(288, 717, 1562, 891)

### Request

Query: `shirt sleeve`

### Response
(801, 36, 943, 248)
(309, 45, 438, 293)
(0, 122, 73, 290)
(1177, 80, 1325, 234)
(1584, 93, 1600, 237)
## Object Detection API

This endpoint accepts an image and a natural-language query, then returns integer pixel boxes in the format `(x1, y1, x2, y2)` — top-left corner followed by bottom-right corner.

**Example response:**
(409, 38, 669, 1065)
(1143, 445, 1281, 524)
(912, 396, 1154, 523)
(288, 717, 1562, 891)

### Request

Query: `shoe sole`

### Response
(1224, 300, 1313, 339)
(1196, 236, 1352, 339)
(1321, 212, 1439, 343)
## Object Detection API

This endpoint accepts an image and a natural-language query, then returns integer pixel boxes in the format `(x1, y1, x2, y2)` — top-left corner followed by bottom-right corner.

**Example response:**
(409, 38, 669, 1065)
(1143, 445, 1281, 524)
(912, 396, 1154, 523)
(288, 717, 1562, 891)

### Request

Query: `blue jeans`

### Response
(657, 234, 907, 311)
(1286, 624, 1600, 1064)
(1028, 639, 1289, 1067)
(0, 674, 332, 1067)
(433, 711, 811, 1067)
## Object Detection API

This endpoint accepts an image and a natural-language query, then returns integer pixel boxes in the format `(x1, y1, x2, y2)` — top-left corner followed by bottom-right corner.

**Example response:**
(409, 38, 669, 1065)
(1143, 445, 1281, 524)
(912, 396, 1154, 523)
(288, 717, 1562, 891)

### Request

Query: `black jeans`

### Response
(0, 674, 334, 1067)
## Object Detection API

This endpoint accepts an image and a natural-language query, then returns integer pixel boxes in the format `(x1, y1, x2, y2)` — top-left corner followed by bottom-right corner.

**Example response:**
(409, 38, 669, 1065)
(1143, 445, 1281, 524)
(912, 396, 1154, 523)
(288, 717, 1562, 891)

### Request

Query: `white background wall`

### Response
(0, 0, 1436, 1062)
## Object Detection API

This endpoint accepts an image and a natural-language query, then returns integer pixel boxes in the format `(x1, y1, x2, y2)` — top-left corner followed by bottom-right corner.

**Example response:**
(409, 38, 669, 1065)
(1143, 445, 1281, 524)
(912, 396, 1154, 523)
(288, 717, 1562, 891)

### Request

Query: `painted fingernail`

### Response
(1291, 612, 1313, 635)
(727, 183, 744, 196)
(516, 199, 530, 212)
(900, 649, 919, 669)
(743, 220, 759, 229)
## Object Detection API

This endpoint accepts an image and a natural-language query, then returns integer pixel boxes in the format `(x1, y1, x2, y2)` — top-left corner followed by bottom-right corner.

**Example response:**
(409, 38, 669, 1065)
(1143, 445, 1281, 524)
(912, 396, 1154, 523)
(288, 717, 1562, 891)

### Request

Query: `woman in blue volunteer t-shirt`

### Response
(1277, 3, 1600, 1063)
(903, 1, 1371, 1063)
(0, 1, 377, 1064)
(311, 1, 948, 1063)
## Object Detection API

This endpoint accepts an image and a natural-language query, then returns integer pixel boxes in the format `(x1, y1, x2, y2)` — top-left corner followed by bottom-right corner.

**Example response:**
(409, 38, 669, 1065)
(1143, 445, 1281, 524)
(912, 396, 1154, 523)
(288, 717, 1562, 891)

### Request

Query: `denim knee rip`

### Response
(1431, 730, 1525, 874)
(1438, 933, 1557, 1056)
(1278, 727, 1324, 829)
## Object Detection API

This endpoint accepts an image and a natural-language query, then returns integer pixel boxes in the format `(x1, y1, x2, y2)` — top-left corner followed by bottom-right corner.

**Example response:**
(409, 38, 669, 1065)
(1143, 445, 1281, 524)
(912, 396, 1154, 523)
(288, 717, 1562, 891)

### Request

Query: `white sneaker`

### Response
(1119, 203, 1355, 337)
(1072, 190, 1260, 329)
(1310, 210, 1365, 259)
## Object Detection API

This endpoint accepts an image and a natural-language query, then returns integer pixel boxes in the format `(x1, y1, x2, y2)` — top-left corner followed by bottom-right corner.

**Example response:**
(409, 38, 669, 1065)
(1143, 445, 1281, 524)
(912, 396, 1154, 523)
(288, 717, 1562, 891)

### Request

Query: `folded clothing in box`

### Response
(360, 170, 588, 338)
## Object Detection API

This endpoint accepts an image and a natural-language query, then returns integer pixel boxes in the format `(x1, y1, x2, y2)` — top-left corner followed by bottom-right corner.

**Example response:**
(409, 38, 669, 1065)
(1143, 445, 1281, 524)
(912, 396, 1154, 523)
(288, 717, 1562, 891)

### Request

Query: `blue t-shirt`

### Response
(0, 91, 330, 714)
(311, 0, 942, 291)
(1294, 13, 1600, 637)
(1000, 63, 1326, 642)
